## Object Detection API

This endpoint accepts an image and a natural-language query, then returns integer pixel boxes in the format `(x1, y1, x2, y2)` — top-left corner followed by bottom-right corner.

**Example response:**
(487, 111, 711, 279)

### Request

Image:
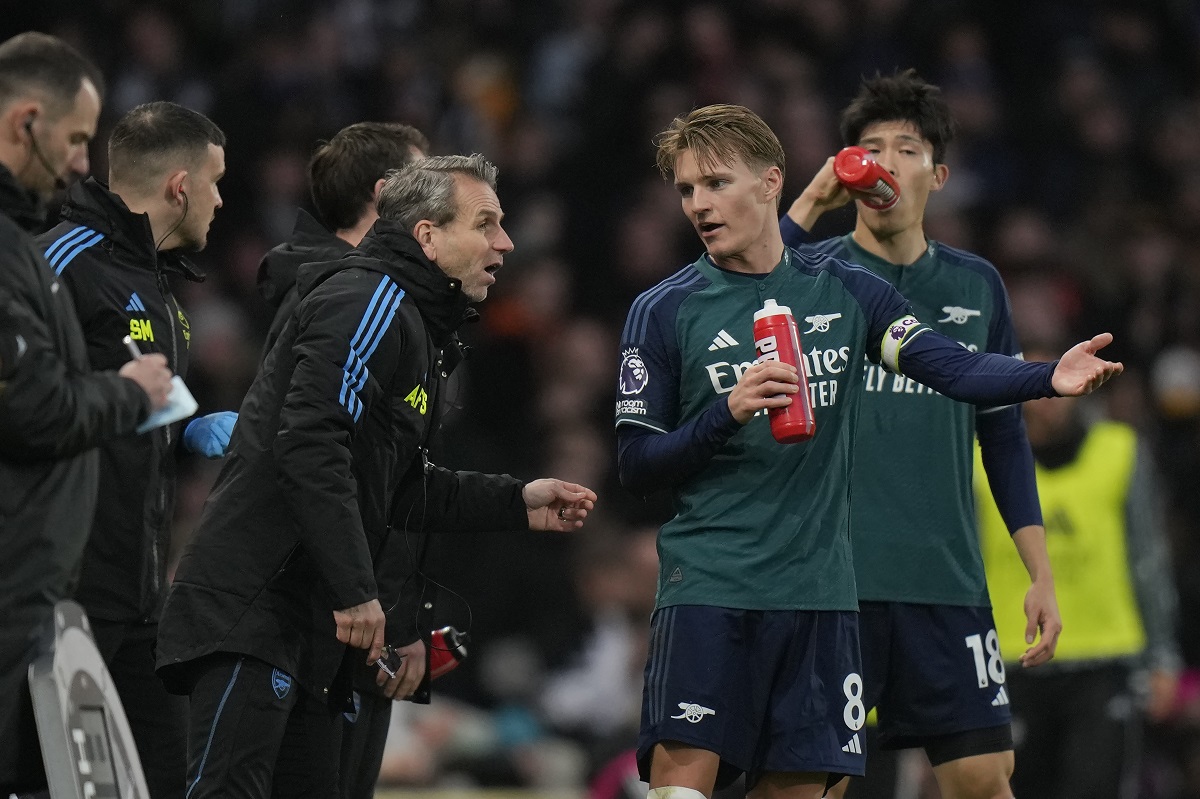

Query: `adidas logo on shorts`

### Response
(991, 687, 1010, 706)
(841, 733, 862, 754)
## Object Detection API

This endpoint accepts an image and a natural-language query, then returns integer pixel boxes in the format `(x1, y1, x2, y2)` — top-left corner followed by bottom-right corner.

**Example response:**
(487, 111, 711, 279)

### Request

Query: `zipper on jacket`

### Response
(150, 261, 181, 615)
(154, 263, 181, 390)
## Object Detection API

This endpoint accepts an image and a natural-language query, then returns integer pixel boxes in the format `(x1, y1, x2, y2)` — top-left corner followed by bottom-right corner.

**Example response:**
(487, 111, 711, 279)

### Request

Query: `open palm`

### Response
(1051, 333, 1123, 396)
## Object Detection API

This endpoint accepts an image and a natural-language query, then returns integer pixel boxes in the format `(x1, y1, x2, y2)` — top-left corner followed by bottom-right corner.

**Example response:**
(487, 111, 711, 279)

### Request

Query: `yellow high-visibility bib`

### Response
(975, 422, 1145, 662)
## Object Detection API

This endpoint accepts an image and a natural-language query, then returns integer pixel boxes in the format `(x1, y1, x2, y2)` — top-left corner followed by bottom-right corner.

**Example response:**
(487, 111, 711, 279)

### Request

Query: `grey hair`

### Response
(376, 153, 498, 231)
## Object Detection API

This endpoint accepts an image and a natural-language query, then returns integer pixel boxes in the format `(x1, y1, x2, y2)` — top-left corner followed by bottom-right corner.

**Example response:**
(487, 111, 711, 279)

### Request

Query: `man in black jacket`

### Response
(36, 100, 236, 799)
(258, 121, 428, 356)
(0, 32, 173, 796)
(157, 154, 598, 797)
(256, 119, 432, 799)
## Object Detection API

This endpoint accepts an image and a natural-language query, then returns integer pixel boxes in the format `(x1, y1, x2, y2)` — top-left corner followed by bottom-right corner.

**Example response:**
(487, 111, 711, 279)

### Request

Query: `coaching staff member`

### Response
(0, 32, 172, 796)
(256, 119, 431, 799)
(37, 100, 235, 799)
(157, 154, 597, 796)
(258, 121, 429, 356)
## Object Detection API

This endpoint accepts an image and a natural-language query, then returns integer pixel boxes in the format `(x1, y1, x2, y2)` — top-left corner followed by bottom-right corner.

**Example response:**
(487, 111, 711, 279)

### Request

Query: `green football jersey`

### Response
(615, 249, 927, 611)
(806, 235, 1023, 605)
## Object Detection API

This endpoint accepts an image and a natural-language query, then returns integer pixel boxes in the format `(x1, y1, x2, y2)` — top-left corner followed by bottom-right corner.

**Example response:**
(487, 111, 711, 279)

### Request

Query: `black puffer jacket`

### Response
(257, 208, 352, 357)
(157, 220, 528, 701)
(36, 178, 204, 623)
(0, 163, 151, 780)
(0, 166, 149, 616)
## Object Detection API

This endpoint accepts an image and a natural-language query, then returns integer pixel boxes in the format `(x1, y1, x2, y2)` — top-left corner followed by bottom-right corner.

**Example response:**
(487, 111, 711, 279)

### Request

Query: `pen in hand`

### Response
(123, 335, 142, 360)
(119, 335, 173, 410)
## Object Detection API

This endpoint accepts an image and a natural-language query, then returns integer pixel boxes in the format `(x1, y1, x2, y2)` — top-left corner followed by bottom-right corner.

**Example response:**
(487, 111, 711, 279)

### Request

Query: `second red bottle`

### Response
(833, 145, 900, 210)
(753, 299, 815, 444)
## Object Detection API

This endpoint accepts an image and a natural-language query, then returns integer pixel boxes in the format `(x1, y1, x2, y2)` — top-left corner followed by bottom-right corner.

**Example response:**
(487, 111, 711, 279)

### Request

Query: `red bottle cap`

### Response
(833, 146, 899, 210)
(833, 146, 875, 188)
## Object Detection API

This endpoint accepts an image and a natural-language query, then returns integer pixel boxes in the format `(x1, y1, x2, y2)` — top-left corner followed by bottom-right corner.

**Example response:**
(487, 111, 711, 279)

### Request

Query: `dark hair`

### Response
(840, 69, 955, 164)
(309, 122, 430, 231)
(108, 102, 225, 190)
(0, 32, 105, 118)
(655, 103, 785, 183)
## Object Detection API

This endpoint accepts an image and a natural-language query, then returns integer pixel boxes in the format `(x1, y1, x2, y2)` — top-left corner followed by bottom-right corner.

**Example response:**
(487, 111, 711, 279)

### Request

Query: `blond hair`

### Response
(654, 104, 785, 184)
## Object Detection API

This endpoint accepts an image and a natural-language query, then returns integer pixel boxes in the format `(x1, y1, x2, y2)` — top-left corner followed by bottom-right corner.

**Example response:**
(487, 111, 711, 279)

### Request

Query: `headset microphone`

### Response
(24, 117, 66, 191)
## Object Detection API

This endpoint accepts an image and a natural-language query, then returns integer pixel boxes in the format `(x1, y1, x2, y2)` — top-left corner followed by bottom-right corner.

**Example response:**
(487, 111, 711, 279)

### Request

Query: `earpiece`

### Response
(157, 184, 190, 249)
(22, 111, 66, 191)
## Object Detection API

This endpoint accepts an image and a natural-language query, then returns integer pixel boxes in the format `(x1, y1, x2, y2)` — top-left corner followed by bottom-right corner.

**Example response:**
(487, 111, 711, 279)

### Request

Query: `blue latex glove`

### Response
(183, 411, 237, 458)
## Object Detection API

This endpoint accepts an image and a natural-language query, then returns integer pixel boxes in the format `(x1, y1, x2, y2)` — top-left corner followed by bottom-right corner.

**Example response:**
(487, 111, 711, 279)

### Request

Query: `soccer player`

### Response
(779, 71, 1057, 799)
(258, 121, 428, 356)
(615, 103, 1119, 799)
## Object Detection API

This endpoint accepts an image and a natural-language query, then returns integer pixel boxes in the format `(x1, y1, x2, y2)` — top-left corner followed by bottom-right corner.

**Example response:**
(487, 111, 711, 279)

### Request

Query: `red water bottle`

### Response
(753, 299, 815, 443)
(833, 146, 900, 210)
(429, 626, 469, 679)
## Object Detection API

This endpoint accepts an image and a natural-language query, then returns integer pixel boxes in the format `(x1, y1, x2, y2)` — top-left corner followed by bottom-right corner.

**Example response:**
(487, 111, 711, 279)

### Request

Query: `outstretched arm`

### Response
(898, 331, 1121, 405)
(1049, 333, 1123, 396)
(389, 464, 596, 533)
(522, 479, 597, 530)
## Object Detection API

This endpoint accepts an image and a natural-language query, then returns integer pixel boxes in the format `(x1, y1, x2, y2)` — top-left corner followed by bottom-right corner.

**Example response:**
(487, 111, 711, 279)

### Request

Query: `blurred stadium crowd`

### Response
(8, 0, 1200, 796)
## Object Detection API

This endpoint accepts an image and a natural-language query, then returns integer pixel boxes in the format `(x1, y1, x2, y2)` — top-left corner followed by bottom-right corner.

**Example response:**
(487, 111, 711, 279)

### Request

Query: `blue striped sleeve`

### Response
(338, 276, 405, 421)
(43, 225, 105, 275)
(273, 268, 407, 609)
